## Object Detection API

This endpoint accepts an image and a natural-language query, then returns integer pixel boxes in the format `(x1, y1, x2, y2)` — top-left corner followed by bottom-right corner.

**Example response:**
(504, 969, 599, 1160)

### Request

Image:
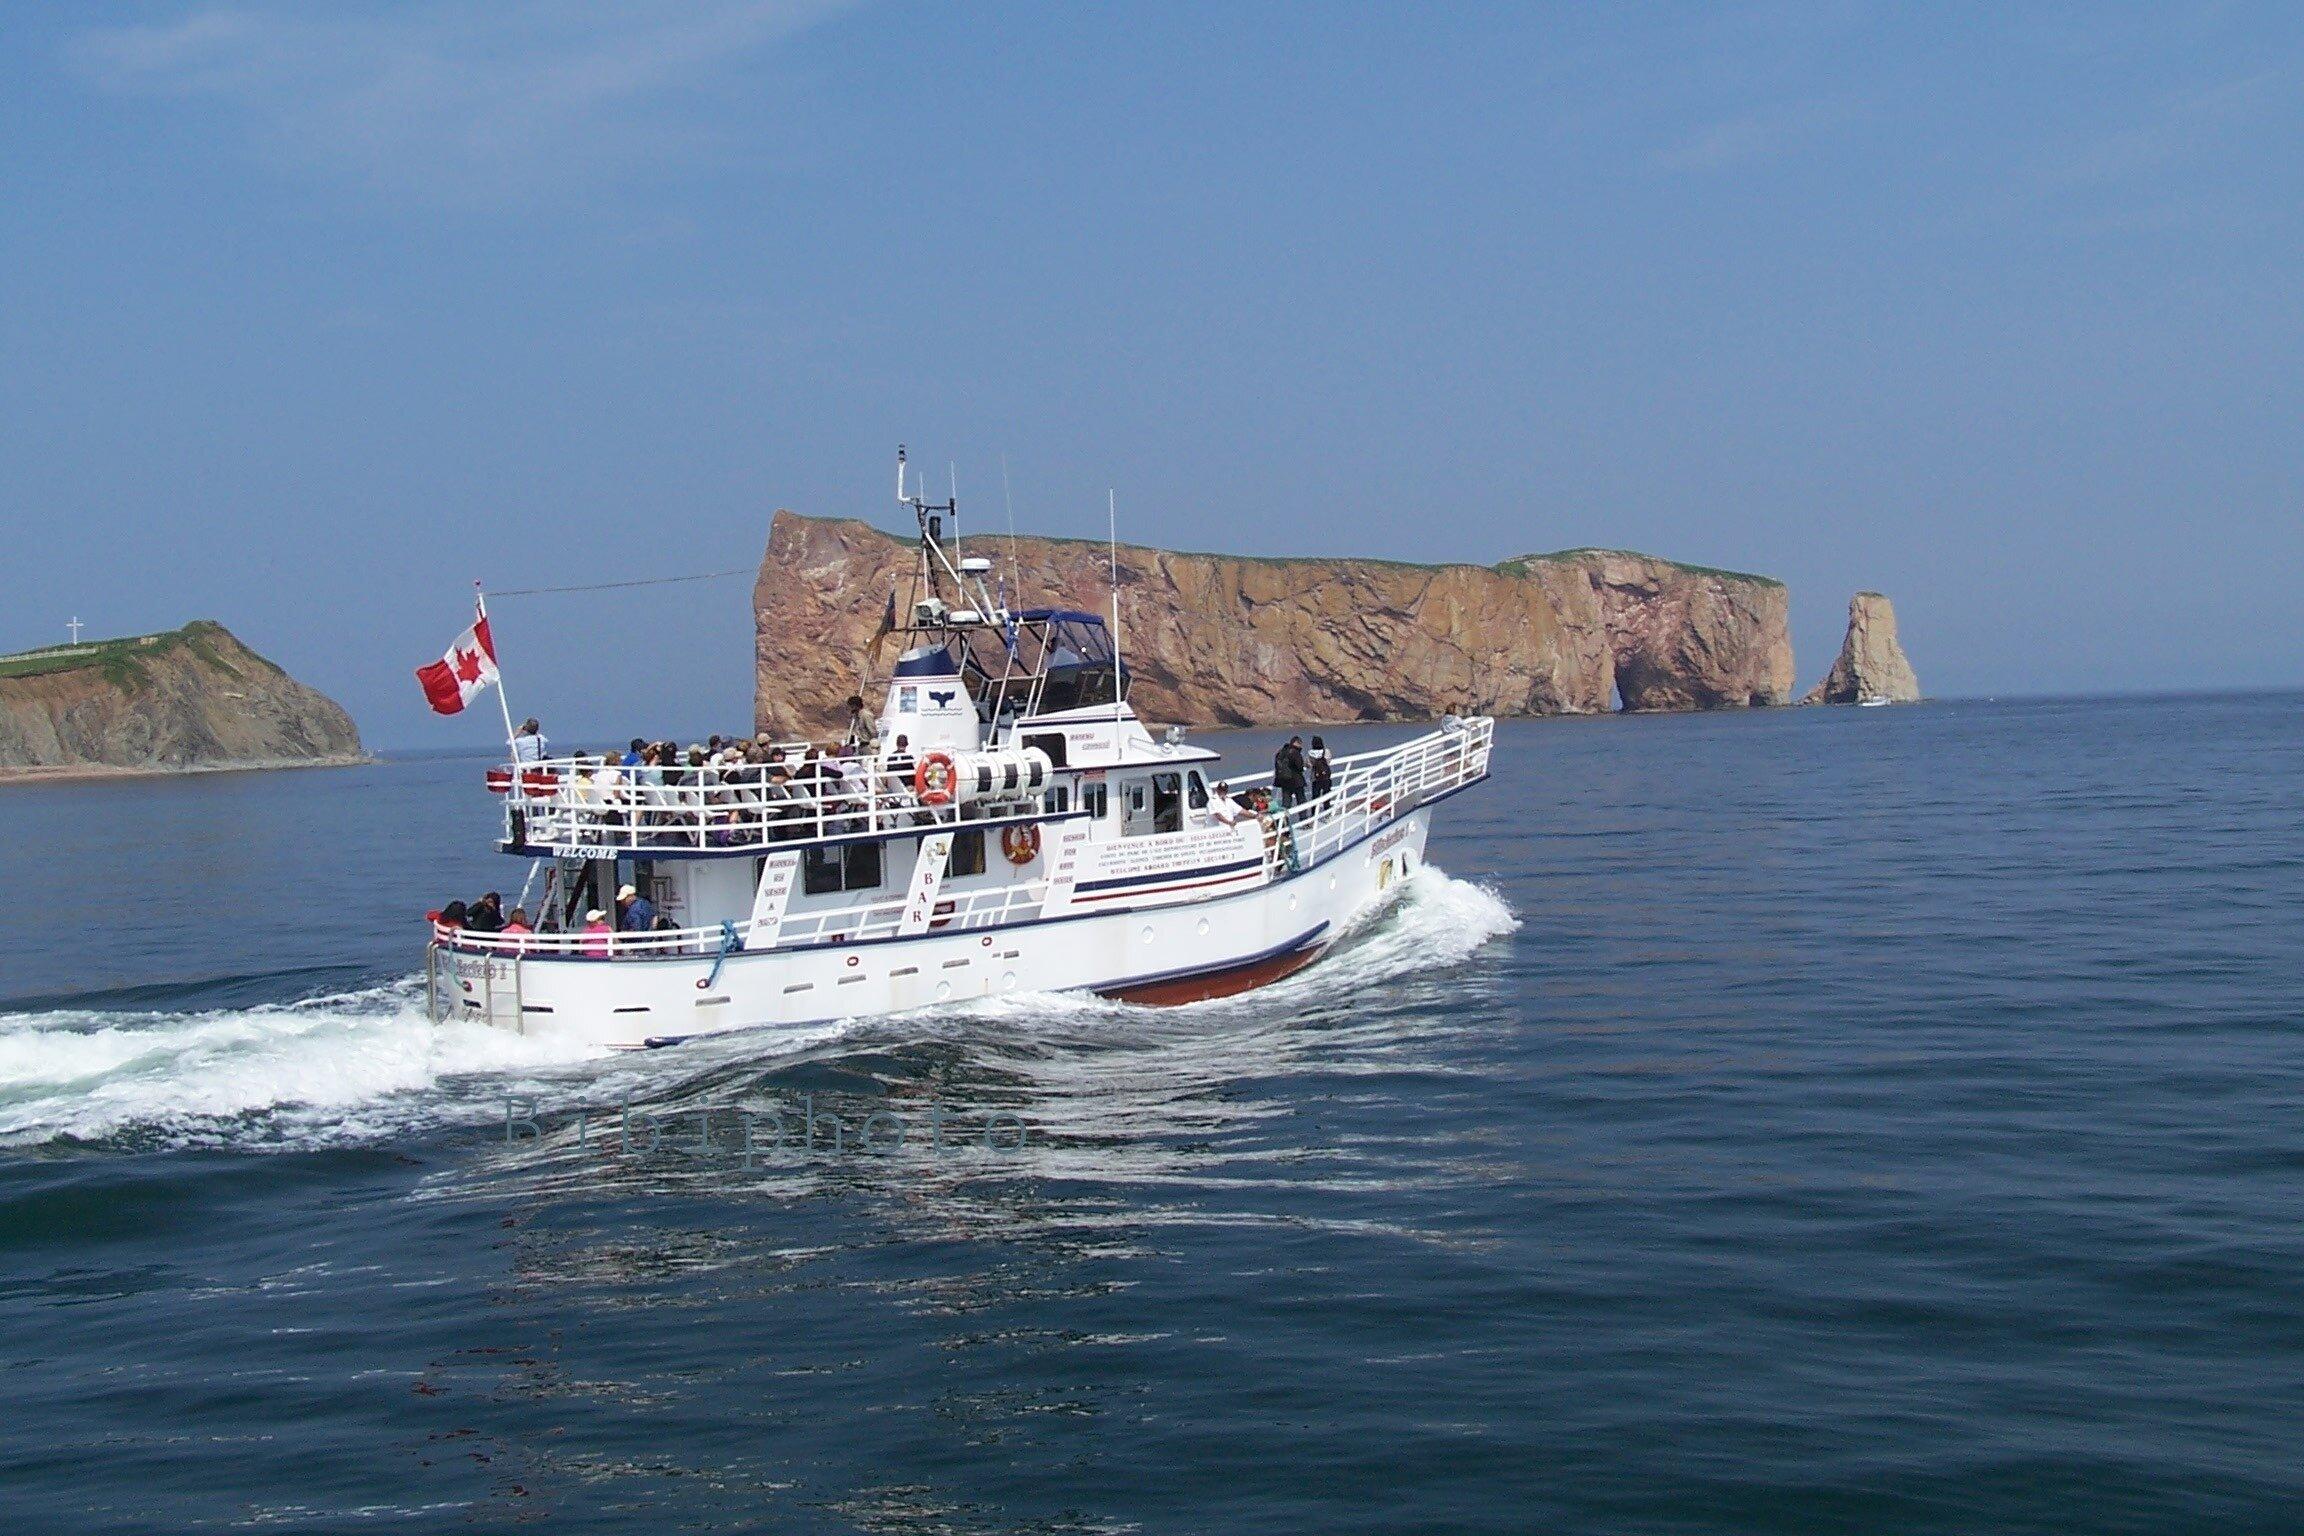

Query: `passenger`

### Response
(581, 909, 613, 957)
(764, 765, 798, 839)
(1308, 736, 1333, 799)
(843, 694, 880, 754)
(594, 758, 629, 828)
(502, 907, 533, 935)
(436, 899, 468, 935)
(1208, 780, 1247, 827)
(511, 718, 550, 762)
(1273, 736, 1308, 808)
(616, 882, 656, 931)
(466, 892, 505, 933)
(621, 737, 647, 768)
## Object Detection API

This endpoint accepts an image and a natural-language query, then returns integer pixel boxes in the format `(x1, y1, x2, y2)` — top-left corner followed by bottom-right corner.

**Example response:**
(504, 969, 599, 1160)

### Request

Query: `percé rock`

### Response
(0, 621, 365, 773)
(754, 511, 1794, 737)
(1803, 592, 1922, 704)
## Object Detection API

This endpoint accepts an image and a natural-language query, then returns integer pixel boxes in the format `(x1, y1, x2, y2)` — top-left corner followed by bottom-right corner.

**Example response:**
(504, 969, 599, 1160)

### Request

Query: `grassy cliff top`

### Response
(1502, 548, 1786, 588)
(772, 510, 1786, 585)
(0, 621, 276, 684)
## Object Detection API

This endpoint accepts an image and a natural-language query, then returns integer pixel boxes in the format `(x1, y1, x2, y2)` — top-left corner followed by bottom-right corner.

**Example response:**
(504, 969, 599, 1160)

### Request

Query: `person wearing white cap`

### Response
(616, 882, 656, 931)
(581, 908, 613, 958)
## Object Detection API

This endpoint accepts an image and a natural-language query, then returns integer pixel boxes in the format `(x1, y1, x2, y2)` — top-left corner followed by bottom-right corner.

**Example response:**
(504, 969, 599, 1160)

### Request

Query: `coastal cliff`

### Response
(754, 512, 1793, 737)
(0, 622, 365, 776)
(1804, 592, 1922, 704)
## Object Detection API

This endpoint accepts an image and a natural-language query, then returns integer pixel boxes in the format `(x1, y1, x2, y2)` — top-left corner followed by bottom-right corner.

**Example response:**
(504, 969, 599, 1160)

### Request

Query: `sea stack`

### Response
(0, 621, 365, 776)
(1804, 592, 1922, 704)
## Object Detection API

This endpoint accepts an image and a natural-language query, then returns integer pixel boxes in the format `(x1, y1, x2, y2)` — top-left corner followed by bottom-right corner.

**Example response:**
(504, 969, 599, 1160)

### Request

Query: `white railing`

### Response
(1231, 718, 1493, 880)
(495, 751, 1037, 855)
(437, 718, 1493, 962)
(433, 874, 1049, 960)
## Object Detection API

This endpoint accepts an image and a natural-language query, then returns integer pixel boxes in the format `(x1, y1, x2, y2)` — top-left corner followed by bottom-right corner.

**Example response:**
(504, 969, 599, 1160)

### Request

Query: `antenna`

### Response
(999, 451, 1021, 577)
(1109, 489, 1123, 735)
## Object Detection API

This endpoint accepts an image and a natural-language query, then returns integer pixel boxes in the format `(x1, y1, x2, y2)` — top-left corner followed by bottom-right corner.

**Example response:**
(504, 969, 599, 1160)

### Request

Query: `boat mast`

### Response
(1108, 489, 1124, 737)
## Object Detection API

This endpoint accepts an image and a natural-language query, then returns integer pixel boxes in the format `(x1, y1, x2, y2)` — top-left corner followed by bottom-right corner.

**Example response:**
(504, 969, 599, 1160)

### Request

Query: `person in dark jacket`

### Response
(616, 883, 656, 931)
(1273, 736, 1308, 808)
(465, 892, 505, 933)
(1308, 736, 1333, 799)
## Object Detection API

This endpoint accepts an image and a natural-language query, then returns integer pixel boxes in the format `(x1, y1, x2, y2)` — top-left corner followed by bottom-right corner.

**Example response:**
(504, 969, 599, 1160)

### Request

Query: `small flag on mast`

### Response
(415, 610, 500, 715)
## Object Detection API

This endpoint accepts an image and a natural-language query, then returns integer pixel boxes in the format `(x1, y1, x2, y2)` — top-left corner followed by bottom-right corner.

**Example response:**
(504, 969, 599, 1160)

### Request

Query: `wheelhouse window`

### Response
(1187, 771, 1209, 810)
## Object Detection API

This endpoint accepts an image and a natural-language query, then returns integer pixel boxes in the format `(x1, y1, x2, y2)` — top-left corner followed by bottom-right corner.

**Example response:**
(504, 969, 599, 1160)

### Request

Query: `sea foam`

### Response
(0, 867, 1515, 1151)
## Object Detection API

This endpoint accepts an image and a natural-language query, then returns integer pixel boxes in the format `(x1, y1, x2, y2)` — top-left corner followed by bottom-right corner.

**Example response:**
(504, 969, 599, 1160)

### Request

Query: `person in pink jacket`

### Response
(581, 909, 613, 958)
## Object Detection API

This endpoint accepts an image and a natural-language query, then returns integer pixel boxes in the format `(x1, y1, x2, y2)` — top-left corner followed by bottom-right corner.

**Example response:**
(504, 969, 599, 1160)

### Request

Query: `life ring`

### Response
(915, 750, 957, 805)
(1000, 823, 1041, 865)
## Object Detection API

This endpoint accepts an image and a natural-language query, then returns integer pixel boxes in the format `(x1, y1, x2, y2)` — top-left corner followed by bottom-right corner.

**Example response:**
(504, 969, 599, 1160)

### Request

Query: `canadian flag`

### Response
(415, 613, 500, 715)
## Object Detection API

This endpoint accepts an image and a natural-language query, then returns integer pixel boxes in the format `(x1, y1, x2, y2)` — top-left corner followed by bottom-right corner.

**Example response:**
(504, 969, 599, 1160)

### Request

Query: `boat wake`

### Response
(0, 867, 1515, 1152)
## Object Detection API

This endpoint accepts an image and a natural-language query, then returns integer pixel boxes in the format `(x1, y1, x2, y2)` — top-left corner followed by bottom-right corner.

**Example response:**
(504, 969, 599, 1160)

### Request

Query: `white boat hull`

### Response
(437, 809, 1434, 1050)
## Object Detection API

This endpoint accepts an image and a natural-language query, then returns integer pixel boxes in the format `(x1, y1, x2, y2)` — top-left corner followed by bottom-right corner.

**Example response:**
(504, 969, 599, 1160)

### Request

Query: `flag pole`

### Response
(477, 581, 518, 762)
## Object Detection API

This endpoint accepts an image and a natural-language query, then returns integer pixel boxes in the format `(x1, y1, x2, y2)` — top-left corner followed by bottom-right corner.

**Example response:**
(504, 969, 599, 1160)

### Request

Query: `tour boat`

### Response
(426, 461, 1494, 1049)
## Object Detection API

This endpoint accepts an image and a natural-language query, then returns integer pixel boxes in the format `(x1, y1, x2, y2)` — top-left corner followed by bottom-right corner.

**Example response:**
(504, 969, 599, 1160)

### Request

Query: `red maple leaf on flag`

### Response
(454, 647, 484, 683)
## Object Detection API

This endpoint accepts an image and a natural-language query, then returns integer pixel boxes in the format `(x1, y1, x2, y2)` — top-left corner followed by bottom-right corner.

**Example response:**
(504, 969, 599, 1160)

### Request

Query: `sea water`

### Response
(0, 696, 2297, 1532)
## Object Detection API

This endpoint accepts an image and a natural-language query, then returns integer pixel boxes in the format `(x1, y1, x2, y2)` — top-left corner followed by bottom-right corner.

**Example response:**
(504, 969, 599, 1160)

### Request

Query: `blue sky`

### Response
(4, 2, 2299, 747)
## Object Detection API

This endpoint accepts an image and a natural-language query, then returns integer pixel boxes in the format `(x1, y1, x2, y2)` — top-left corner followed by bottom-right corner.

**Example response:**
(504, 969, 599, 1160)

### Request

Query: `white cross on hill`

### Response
(68, 617, 83, 644)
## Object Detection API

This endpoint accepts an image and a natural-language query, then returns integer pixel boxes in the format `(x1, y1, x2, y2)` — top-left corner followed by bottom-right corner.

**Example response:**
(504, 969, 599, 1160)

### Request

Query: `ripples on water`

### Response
(0, 698, 2298, 1533)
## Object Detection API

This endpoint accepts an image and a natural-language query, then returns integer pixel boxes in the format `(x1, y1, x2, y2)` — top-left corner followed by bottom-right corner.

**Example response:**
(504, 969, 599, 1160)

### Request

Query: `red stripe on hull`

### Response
(1097, 942, 1327, 1006)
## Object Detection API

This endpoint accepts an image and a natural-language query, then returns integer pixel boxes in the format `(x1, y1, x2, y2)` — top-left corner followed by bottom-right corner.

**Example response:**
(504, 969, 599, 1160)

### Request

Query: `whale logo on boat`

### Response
(928, 689, 957, 708)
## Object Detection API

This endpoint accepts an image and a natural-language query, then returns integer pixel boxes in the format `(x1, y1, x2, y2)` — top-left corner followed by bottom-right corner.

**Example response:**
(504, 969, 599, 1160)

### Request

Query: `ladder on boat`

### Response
(424, 944, 526, 1033)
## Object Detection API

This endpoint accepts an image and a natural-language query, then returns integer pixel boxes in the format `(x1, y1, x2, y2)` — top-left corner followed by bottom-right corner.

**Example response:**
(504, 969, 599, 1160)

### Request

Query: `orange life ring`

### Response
(915, 750, 957, 805)
(1000, 823, 1041, 865)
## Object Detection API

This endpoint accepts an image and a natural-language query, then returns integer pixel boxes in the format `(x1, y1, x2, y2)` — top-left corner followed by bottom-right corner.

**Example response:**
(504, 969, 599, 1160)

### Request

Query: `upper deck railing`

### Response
(493, 748, 1043, 856)
(1232, 716, 1493, 881)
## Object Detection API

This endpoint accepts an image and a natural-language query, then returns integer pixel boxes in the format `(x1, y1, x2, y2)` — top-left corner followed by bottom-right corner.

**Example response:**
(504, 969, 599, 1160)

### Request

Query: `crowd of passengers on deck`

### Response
(502, 710, 1354, 850)
(431, 881, 667, 954)
(505, 705, 967, 848)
